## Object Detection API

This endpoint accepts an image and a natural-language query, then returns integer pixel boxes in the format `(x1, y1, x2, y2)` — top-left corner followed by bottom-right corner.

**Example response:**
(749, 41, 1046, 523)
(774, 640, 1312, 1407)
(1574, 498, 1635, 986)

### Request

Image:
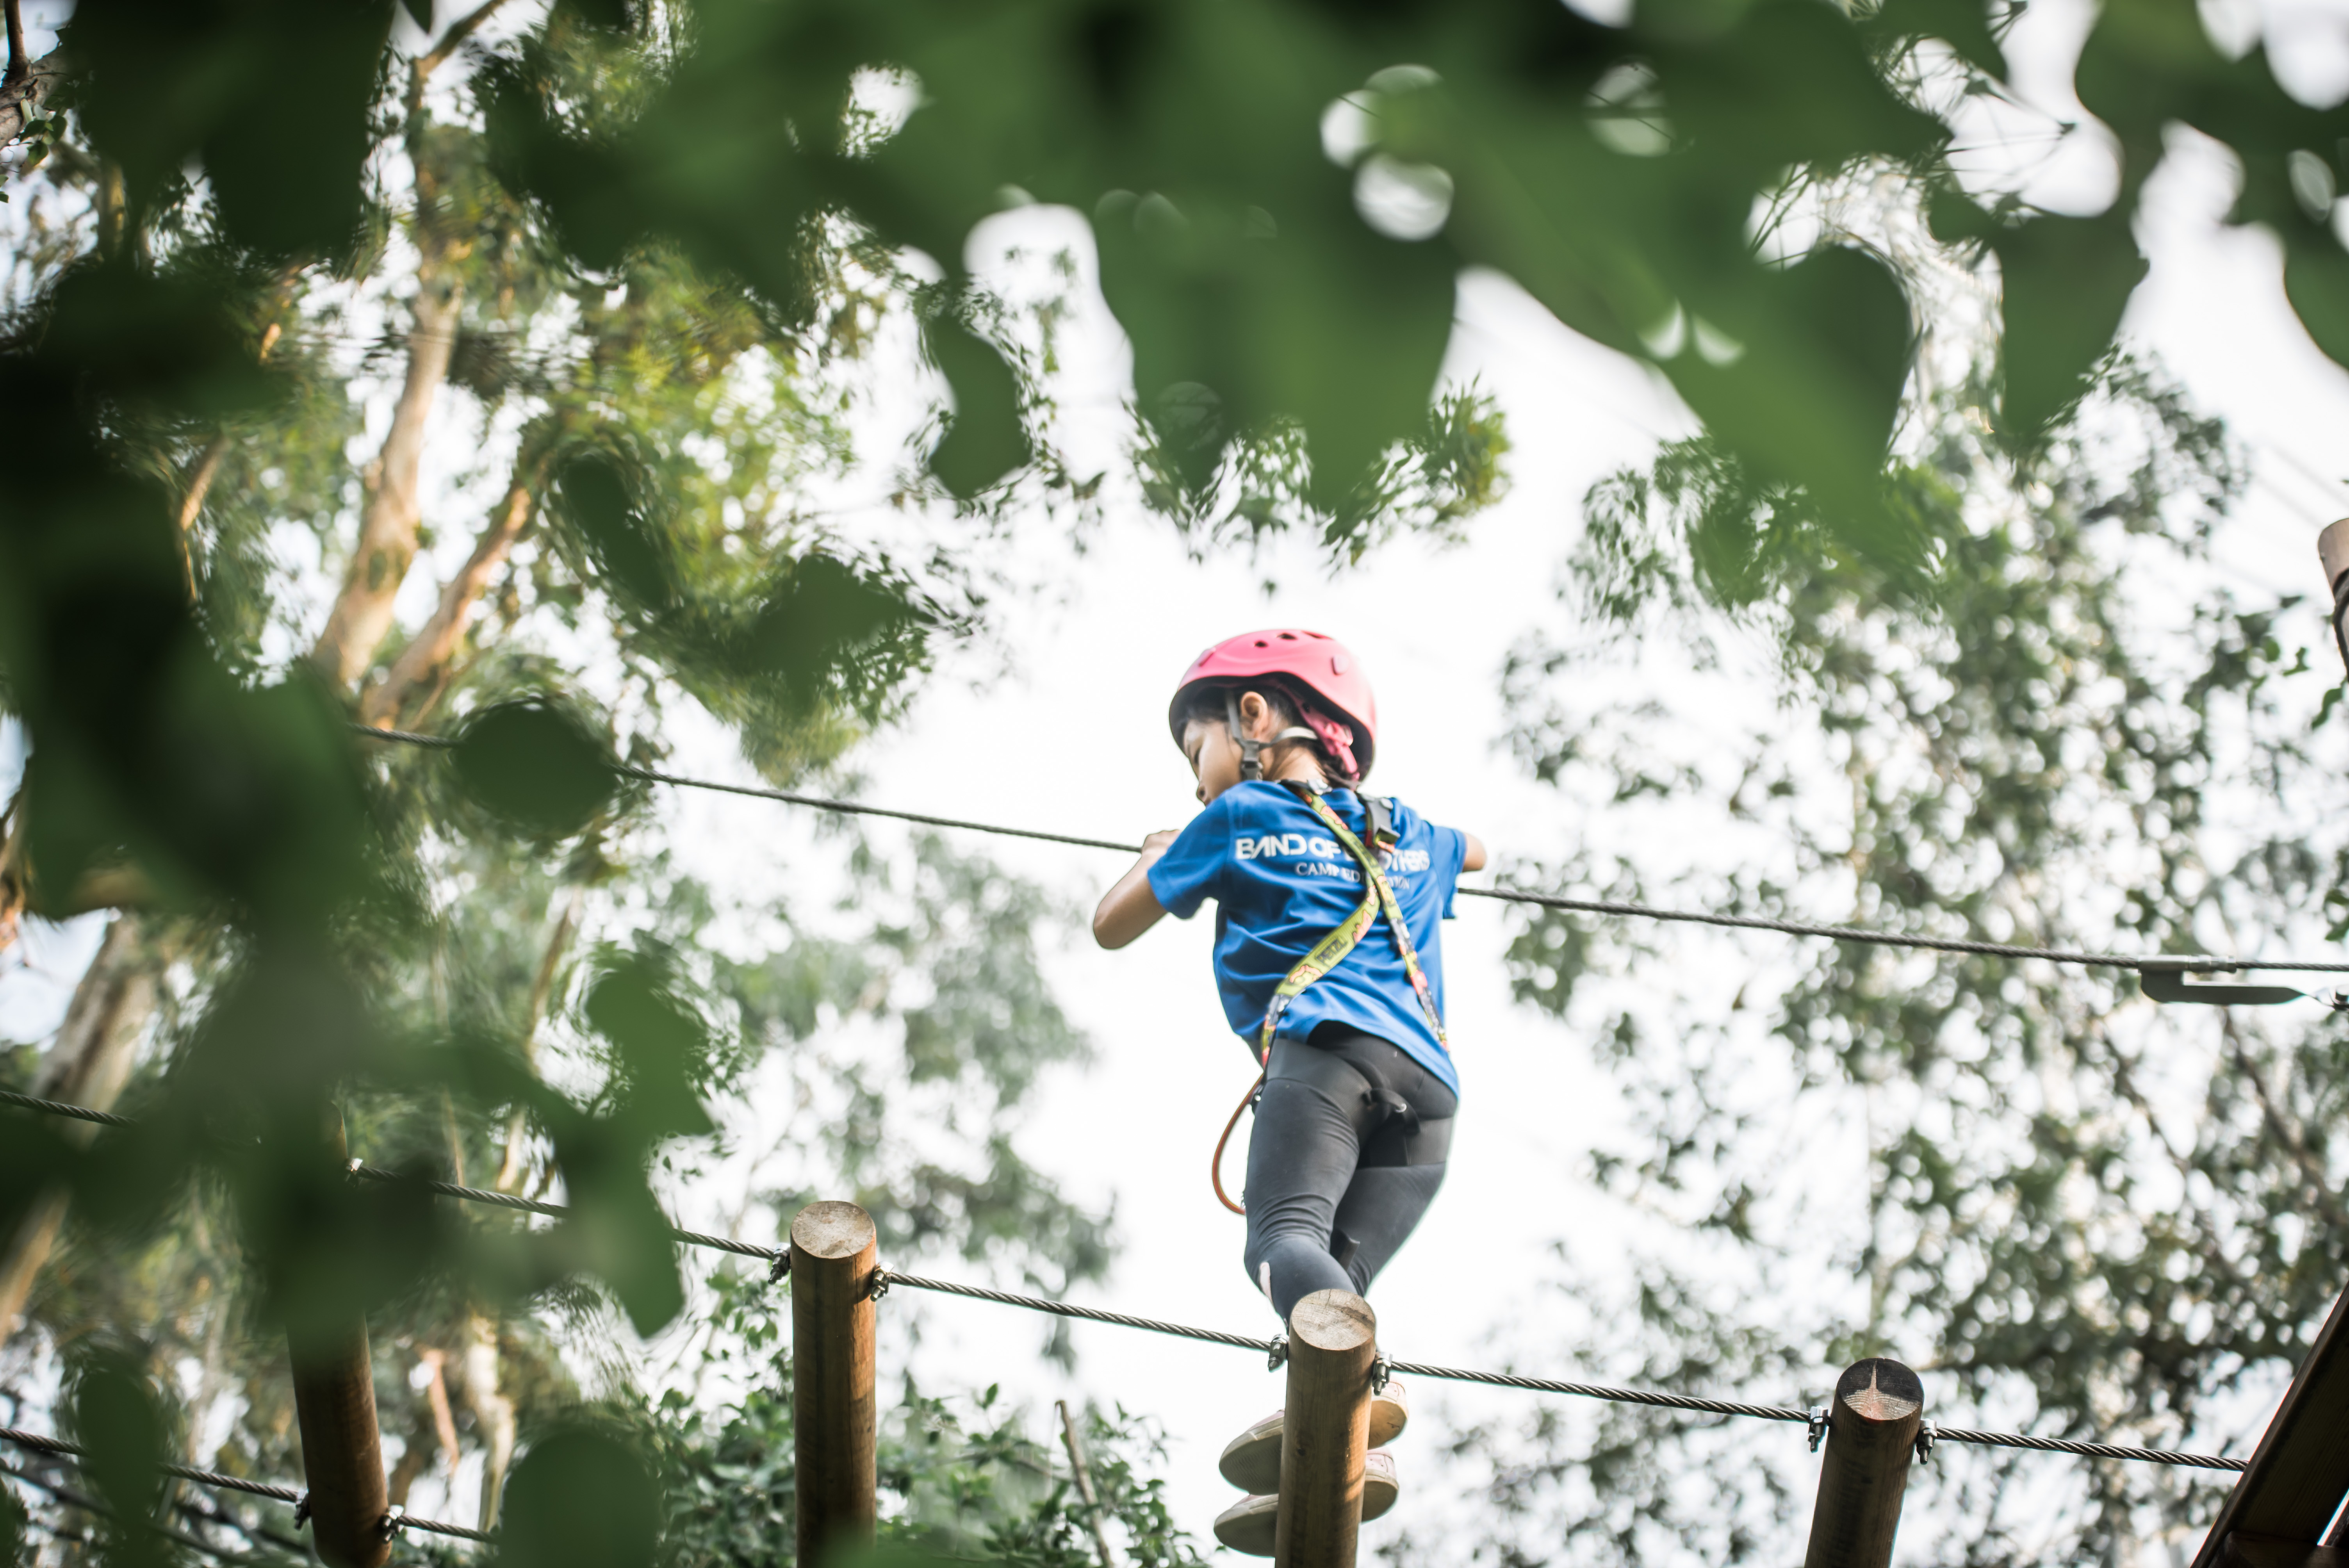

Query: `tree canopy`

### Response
(5, 0, 2349, 1564)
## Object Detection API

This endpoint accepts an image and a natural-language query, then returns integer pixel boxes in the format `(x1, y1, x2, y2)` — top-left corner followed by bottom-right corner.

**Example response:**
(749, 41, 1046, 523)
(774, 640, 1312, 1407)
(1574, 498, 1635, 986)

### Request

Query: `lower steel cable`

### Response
(877, 1278, 2242, 1471)
(0, 1083, 2249, 1472)
(0, 1427, 494, 1543)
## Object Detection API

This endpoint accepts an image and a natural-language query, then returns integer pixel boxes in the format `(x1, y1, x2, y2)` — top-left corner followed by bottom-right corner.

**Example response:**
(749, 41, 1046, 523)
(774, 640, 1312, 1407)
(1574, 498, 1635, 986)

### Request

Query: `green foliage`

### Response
(1137, 385, 1511, 563)
(1466, 352, 2335, 1564)
(483, 0, 1948, 532)
(651, 1272, 1207, 1568)
(14, 0, 2341, 1559)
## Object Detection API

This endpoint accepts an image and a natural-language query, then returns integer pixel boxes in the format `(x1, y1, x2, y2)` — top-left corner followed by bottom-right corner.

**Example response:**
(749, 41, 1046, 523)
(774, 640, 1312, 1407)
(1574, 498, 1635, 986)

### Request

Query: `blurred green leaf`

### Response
(453, 699, 622, 840)
(499, 1430, 660, 1568)
(554, 455, 679, 613)
(923, 311, 1032, 499)
(75, 0, 393, 257)
(584, 953, 717, 1140)
(68, 1351, 167, 1539)
(1864, 0, 2007, 77)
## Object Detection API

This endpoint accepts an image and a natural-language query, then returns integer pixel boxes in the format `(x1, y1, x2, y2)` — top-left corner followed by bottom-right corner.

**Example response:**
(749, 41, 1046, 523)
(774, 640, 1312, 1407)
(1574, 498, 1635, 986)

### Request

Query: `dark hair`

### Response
(1173, 679, 1349, 773)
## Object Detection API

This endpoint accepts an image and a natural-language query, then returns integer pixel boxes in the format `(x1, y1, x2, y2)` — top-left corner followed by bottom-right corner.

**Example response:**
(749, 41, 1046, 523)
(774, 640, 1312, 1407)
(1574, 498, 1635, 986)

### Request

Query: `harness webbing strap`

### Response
(1213, 786, 1453, 1215)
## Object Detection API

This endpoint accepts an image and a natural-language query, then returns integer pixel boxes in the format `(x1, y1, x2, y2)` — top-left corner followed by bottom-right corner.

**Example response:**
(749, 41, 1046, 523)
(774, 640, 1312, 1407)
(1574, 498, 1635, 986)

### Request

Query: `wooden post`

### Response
(2221, 1535, 2349, 1568)
(1274, 1289, 1377, 1568)
(1802, 1358, 1925, 1568)
(286, 1108, 390, 1568)
(2191, 1279, 2349, 1566)
(791, 1201, 878, 1568)
(2319, 519, 2349, 674)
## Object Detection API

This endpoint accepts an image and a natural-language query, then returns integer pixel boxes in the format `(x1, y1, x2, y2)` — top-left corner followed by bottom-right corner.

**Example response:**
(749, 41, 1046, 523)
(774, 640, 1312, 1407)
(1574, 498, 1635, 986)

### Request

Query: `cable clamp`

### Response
(769, 1249, 791, 1283)
(293, 1494, 312, 1529)
(1267, 1336, 1289, 1371)
(344, 1158, 362, 1182)
(1807, 1405, 1831, 1452)
(1372, 1354, 1393, 1395)
(379, 1505, 406, 1540)
(866, 1269, 892, 1303)
(1914, 1419, 1937, 1466)
(2323, 989, 2349, 1014)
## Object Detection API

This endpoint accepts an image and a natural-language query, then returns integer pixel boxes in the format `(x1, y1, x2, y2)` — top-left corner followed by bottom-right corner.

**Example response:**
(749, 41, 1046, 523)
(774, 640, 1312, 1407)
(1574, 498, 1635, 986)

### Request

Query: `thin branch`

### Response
(2221, 1014, 2349, 1235)
(0, 46, 62, 145)
(4, 0, 27, 91)
(417, 0, 519, 83)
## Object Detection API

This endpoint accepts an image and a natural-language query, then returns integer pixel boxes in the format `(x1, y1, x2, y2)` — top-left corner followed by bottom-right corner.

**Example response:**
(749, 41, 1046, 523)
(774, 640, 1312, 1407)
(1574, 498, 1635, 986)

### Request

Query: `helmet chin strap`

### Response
(1223, 690, 1327, 786)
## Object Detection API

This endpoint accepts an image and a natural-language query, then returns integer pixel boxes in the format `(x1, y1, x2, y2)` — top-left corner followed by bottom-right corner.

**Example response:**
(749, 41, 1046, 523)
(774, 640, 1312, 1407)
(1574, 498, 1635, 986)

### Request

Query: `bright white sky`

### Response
(9, 1, 2349, 1563)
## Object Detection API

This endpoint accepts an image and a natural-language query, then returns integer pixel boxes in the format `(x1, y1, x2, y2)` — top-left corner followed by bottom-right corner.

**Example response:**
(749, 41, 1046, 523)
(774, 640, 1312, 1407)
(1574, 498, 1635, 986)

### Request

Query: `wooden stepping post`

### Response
(1276, 1288, 1378, 1568)
(791, 1201, 878, 1567)
(1803, 1357, 1925, 1568)
(2319, 520, 2349, 675)
(286, 1107, 390, 1568)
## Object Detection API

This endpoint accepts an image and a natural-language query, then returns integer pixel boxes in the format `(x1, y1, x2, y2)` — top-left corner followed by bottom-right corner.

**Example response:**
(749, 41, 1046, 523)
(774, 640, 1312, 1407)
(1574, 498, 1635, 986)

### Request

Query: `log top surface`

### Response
(1290, 1290, 1377, 1352)
(1836, 1358, 1924, 1424)
(792, 1201, 877, 1260)
(2321, 519, 2349, 588)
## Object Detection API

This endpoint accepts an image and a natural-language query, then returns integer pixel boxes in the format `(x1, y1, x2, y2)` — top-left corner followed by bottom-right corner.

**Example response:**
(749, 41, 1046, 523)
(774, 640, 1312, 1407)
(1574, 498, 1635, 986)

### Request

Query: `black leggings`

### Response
(1242, 1026, 1457, 1324)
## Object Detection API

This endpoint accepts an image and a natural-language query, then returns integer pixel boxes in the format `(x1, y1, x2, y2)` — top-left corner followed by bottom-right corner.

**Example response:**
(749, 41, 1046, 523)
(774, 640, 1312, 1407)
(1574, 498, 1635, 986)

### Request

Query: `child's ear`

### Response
(1239, 690, 1270, 731)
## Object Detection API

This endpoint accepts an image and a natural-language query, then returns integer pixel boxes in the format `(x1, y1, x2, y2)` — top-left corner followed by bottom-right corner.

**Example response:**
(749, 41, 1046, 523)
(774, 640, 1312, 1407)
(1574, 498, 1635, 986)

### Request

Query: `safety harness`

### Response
(1210, 781, 1453, 1215)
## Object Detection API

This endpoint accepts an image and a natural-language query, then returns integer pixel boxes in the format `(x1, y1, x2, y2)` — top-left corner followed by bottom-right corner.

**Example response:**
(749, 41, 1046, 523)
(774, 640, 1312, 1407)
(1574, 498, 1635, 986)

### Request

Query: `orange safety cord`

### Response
(1211, 1062, 1265, 1216)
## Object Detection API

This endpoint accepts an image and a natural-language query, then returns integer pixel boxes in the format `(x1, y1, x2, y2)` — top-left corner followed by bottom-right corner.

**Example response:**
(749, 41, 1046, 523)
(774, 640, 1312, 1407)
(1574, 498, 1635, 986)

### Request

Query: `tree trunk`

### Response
(358, 440, 550, 730)
(0, 913, 163, 1340)
(492, 882, 583, 1193)
(309, 267, 464, 691)
(457, 1312, 515, 1531)
(177, 313, 288, 596)
(0, 788, 24, 959)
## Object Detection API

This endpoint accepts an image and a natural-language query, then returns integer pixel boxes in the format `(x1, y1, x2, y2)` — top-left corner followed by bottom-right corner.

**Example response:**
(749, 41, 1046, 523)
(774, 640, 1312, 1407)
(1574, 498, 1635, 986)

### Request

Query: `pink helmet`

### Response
(1168, 629, 1379, 782)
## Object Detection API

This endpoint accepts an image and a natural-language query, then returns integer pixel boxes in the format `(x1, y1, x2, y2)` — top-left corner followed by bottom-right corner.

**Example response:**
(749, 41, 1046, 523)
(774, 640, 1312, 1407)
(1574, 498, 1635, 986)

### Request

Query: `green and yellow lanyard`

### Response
(1212, 786, 1451, 1215)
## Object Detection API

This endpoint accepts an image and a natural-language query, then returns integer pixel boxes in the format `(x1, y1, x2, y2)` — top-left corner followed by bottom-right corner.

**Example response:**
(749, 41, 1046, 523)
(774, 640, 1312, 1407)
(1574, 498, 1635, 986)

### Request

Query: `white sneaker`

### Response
(1210, 1452, 1399, 1556)
(1216, 1380, 1410, 1494)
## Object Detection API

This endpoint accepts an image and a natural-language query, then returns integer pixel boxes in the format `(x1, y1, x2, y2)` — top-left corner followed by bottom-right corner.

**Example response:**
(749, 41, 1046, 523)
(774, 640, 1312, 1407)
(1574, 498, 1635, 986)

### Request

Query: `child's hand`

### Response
(1094, 834, 1179, 949)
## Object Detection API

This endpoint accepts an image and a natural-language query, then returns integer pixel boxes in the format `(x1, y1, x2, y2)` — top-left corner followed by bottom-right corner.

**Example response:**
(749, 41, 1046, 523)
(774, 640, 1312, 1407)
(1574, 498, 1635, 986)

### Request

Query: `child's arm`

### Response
(1461, 834, 1487, 873)
(1093, 830, 1179, 949)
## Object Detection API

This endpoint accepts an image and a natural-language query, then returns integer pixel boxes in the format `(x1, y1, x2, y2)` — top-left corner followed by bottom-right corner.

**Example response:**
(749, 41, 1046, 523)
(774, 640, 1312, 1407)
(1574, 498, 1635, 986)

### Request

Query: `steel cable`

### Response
(0, 1095, 779, 1265)
(344, 1163, 783, 1263)
(0, 1459, 260, 1565)
(0, 1428, 496, 1539)
(0, 1088, 133, 1127)
(1926, 1424, 2245, 1472)
(879, 1276, 2245, 1471)
(353, 725, 2349, 974)
(876, 1270, 1280, 1355)
(0, 1092, 2257, 1472)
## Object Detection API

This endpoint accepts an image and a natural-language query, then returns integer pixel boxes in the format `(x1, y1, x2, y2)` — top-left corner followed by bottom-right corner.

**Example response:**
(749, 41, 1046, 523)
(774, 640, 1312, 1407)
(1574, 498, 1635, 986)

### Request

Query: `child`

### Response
(1092, 629, 1485, 1554)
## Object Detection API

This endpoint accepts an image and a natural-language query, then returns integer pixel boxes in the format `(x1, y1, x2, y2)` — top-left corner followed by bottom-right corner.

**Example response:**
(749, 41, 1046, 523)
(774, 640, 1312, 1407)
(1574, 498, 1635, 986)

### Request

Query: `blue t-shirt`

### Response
(1147, 782, 1467, 1094)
